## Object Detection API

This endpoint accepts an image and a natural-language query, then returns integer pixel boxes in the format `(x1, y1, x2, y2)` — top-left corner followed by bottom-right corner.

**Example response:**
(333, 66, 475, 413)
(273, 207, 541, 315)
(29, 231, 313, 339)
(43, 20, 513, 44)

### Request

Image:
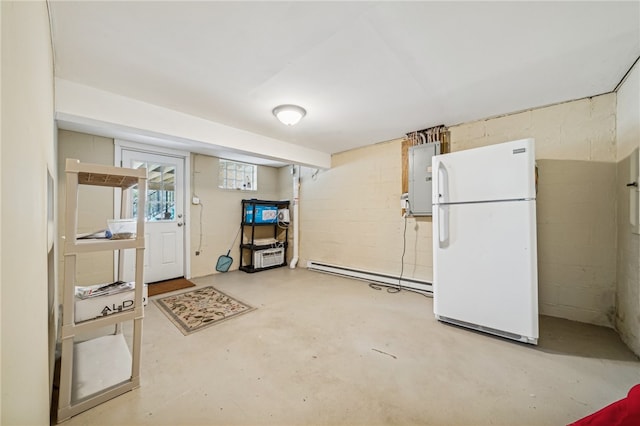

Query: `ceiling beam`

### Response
(55, 78, 331, 169)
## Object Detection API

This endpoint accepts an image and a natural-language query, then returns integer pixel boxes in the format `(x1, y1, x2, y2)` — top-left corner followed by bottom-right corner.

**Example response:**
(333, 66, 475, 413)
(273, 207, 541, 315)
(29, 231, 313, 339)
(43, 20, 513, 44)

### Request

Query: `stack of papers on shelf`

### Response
(75, 281, 134, 299)
(76, 230, 109, 239)
(75, 283, 148, 322)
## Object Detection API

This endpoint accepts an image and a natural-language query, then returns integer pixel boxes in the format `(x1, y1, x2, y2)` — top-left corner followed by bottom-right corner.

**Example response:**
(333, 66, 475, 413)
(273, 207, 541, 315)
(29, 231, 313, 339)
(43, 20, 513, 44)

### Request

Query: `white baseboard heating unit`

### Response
(306, 261, 432, 294)
(254, 248, 285, 268)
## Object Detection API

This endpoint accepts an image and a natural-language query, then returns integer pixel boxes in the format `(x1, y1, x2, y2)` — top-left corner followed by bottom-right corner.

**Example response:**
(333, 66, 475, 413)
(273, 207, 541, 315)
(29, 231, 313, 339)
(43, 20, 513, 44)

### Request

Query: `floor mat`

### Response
(147, 277, 196, 297)
(153, 286, 255, 335)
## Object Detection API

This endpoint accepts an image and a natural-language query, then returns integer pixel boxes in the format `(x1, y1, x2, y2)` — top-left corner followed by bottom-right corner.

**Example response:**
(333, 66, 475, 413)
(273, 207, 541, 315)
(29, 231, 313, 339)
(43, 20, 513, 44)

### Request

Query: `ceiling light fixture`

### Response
(273, 104, 306, 126)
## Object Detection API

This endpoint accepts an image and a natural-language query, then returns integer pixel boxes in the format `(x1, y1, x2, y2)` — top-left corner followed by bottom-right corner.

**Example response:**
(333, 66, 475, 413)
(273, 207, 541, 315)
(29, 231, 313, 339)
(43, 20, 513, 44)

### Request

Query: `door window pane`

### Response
(131, 161, 176, 221)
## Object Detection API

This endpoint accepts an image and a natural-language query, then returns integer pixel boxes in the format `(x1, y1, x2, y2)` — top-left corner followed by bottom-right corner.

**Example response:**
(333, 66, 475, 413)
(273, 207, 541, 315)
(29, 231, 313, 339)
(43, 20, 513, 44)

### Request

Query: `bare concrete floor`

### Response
(60, 268, 639, 426)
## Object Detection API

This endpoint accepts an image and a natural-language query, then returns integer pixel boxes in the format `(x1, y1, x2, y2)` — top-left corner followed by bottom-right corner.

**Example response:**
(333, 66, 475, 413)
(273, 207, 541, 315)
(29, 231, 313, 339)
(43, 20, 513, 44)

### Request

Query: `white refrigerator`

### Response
(432, 138, 538, 344)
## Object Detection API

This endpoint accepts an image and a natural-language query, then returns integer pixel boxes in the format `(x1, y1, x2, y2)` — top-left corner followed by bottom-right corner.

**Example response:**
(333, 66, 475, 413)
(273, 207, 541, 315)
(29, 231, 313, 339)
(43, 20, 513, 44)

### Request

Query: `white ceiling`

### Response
(49, 1, 639, 163)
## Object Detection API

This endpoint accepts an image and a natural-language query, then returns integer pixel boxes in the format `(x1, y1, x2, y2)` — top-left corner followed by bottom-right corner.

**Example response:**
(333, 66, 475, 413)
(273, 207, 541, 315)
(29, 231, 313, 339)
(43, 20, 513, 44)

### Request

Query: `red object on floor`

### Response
(568, 384, 640, 426)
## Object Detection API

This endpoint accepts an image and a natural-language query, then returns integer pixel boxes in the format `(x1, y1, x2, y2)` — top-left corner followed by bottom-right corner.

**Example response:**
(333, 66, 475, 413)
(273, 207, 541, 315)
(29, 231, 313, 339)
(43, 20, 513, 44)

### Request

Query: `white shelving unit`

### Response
(57, 159, 147, 422)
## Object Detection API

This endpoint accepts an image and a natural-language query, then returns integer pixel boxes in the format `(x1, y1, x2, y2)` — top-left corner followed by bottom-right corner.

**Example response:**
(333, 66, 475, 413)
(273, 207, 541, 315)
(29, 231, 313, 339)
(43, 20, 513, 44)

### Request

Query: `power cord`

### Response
(369, 200, 409, 294)
(277, 220, 289, 230)
(393, 206, 409, 292)
(195, 201, 204, 255)
(368, 281, 433, 299)
(270, 240, 285, 250)
(192, 154, 204, 256)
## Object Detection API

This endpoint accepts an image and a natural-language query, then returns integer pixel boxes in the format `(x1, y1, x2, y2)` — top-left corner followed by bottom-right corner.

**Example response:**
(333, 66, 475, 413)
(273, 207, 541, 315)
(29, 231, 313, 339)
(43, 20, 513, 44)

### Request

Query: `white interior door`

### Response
(121, 150, 185, 283)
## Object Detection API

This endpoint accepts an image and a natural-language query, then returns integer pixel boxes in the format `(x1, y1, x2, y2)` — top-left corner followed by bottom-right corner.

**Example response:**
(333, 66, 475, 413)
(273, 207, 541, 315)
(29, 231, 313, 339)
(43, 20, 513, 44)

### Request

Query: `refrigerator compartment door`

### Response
(433, 199, 538, 341)
(432, 138, 536, 204)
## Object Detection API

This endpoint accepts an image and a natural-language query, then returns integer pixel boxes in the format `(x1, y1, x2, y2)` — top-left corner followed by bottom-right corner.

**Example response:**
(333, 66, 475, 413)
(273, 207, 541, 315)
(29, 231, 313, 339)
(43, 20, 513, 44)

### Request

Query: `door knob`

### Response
(177, 222, 183, 227)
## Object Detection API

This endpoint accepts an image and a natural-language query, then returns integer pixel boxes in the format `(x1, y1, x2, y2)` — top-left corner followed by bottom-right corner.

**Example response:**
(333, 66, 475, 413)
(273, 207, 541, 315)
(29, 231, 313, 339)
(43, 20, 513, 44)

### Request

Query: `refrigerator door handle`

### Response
(435, 159, 450, 248)
(438, 205, 449, 248)
(437, 160, 448, 203)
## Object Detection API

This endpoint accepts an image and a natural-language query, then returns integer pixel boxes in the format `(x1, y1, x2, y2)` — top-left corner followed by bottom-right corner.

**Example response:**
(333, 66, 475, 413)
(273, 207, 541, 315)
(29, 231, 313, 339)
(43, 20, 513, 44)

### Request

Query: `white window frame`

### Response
(218, 159, 258, 191)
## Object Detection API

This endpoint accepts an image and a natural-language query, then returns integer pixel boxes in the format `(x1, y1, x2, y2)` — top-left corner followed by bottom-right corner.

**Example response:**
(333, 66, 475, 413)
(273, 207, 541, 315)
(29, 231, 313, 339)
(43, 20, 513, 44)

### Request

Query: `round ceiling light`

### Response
(273, 104, 306, 126)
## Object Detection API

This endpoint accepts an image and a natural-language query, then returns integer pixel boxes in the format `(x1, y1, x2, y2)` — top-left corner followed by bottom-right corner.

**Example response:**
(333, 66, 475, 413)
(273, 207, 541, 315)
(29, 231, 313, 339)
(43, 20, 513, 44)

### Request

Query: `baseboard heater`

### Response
(306, 260, 432, 294)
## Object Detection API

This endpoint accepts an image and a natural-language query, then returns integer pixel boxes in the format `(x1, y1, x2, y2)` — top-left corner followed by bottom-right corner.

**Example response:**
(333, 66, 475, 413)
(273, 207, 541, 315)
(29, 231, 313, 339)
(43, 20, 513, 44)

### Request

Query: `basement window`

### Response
(218, 159, 257, 191)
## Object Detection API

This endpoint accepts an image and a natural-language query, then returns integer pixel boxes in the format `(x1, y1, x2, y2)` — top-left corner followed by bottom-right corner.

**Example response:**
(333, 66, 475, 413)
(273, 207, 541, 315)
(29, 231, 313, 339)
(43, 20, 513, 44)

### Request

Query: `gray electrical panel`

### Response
(408, 142, 441, 216)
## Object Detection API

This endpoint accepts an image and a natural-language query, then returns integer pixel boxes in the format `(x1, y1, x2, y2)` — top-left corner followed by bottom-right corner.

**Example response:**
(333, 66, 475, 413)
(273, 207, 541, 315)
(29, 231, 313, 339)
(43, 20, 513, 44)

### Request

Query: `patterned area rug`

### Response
(154, 286, 255, 335)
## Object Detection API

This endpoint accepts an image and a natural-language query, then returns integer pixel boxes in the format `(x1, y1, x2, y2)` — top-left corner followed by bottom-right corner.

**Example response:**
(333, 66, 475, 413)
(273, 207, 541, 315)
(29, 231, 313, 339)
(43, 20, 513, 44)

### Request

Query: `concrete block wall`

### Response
(299, 139, 433, 283)
(449, 93, 618, 327)
(189, 154, 280, 278)
(615, 60, 640, 355)
(57, 130, 116, 288)
(451, 95, 616, 161)
(299, 93, 620, 329)
(616, 154, 639, 354)
(534, 159, 616, 325)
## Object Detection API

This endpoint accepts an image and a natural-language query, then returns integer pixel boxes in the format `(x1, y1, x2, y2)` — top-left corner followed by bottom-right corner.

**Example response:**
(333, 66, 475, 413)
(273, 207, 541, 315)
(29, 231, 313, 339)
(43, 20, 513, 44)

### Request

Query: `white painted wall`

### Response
(1, 1, 55, 423)
(615, 60, 640, 355)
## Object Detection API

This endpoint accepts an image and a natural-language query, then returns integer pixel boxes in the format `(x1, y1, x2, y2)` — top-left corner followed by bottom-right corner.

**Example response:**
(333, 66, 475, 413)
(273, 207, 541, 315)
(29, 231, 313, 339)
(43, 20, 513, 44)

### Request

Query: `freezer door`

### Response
(432, 138, 536, 205)
(433, 199, 538, 341)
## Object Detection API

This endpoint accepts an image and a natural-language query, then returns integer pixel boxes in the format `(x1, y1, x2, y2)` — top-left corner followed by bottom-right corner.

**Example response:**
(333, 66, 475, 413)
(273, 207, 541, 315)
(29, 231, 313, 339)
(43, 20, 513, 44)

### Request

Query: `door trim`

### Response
(114, 139, 192, 279)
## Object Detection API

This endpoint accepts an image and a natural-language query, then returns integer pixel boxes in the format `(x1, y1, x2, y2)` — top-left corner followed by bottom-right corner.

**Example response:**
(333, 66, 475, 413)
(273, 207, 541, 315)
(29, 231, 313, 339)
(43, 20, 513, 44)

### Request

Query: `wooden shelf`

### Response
(65, 238, 144, 254)
(66, 159, 146, 189)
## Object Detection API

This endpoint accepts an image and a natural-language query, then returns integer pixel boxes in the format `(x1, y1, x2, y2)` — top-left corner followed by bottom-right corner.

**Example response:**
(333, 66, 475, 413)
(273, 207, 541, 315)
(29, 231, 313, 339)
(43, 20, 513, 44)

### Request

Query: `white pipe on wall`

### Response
(290, 165, 300, 268)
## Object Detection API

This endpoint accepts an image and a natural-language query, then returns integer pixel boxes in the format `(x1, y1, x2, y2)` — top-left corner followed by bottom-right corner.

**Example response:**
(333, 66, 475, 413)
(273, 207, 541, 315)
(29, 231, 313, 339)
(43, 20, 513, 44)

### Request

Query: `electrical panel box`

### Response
(408, 142, 441, 216)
